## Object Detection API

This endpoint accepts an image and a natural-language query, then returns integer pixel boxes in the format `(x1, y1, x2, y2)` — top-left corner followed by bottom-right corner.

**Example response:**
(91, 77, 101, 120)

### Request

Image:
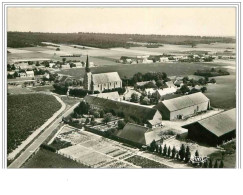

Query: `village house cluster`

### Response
(60, 55, 236, 152)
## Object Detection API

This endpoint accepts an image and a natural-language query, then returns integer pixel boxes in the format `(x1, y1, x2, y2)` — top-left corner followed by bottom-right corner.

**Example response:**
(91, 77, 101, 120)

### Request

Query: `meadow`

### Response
(7, 94, 61, 154)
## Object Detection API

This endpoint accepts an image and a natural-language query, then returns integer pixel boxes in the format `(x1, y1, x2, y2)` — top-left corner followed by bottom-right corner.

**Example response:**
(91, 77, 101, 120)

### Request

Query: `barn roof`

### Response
(156, 88, 177, 97)
(197, 108, 236, 137)
(84, 95, 160, 122)
(116, 123, 160, 145)
(92, 72, 121, 85)
(165, 81, 177, 89)
(156, 92, 209, 112)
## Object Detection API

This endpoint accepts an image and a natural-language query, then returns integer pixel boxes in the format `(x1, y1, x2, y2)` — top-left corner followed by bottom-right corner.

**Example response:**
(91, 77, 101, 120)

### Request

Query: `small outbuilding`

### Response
(115, 123, 161, 147)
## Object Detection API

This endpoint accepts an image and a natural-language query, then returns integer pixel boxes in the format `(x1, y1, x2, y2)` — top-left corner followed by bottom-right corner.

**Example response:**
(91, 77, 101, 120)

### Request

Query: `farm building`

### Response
(25, 70, 35, 78)
(154, 88, 177, 100)
(91, 91, 120, 101)
(115, 123, 161, 147)
(84, 95, 162, 128)
(145, 88, 156, 96)
(183, 108, 236, 146)
(165, 81, 177, 89)
(84, 55, 122, 92)
(154, 92, 210, 120)
(135, 80, 156, 88)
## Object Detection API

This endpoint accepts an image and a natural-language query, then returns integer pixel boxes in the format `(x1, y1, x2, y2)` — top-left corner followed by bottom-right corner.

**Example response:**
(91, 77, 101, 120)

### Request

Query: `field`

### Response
(7, 94, 61, 154)
(31, 85, 55, 92)
(205, 73, 236, 109)
(125, 155, 169, 168)
(59, 62, 225, 79)
(48, 126, 171, 168)
(22, 148, 89, 168)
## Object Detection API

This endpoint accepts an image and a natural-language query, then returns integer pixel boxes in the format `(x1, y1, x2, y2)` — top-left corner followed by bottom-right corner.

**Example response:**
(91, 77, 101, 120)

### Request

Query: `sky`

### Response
(7, 7, 236, 37)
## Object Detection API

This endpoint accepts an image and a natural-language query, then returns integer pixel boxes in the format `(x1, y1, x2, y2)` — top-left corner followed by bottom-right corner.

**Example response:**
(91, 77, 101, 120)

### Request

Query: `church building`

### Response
(83, 55, 122, 92)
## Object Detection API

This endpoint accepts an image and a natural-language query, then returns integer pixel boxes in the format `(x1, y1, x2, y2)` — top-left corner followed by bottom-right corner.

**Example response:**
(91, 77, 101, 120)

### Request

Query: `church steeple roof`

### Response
(85, 55, 90, 72)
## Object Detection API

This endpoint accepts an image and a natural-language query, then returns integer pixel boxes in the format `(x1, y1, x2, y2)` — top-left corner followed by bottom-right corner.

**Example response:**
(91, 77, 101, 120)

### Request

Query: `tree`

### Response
(91, 116, 95, 122)
(195, 150, 199, 157)
(103, 113, 112, 124)
(99, 110, 105, 118)
(180, 85, 190, 94)
(155, 144, 159, 153)
(56, 47, 60, 51)
(201, 87, 207, 93)
(85, 118, 90, 124)
(163, 144, 167, 156)
(203, 160, 208, 168)
(176, 153, 180, 160)
(214, 160, 219, 168)
(219, 160, 224, 168)
(179, 144, 186, 161)
(156, 80, 164, 88)
(62, 58, 66, 64)
(172, 146, 176, 159)
(209, 159, 213, 168)
(131, 93, 139, 102)
(210, 78, 216, 84)
(150, 140, 156, 152)
(182, 76, 189, 84)
(159, 145, 162, 155)
(118, 120, 126, 129)
(185, 146, 191, 163)
(167, 146, 171, 157)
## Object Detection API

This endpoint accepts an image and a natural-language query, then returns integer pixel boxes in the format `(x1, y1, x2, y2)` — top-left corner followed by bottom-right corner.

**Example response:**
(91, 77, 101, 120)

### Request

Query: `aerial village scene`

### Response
(7, 8, 236, 168)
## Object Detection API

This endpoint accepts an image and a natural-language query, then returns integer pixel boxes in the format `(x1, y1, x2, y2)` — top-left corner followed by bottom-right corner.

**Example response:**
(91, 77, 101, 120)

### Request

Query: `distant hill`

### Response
(7, 31, 235, 49)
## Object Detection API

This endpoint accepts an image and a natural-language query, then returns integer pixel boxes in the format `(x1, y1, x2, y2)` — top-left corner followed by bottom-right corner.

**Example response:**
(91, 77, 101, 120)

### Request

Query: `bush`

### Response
(40, 144, 56, 152)
(118, 120, 126, 129)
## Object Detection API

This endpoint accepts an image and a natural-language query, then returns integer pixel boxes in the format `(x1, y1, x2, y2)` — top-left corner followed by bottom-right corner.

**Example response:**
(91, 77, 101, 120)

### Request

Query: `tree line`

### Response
(8, 31, 235, 49)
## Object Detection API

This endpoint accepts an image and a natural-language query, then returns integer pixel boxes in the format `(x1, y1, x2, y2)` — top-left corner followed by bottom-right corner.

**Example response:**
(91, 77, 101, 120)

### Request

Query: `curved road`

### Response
(8, 101, 80, 168)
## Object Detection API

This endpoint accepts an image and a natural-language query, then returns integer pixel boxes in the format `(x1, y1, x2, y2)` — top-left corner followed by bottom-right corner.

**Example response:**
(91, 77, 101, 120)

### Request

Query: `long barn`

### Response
(154, 92, 210, 120)
(183, 108, 236, 146)
(84, 95, 162, 128)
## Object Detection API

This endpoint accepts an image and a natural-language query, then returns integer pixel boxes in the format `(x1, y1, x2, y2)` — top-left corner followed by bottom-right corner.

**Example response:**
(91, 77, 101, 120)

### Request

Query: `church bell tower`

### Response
(83, 55, 92, 91)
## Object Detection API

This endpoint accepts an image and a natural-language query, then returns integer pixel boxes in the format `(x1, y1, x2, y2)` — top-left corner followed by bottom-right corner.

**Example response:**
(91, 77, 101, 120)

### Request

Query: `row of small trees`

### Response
(149, 141, 224, 168)
(149, 141, 193, 162)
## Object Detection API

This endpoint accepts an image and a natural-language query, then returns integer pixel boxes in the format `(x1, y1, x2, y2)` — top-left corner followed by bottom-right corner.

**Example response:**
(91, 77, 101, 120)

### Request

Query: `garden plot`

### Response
(59, 131, 95, 144)
(55, 126, 142, 168)
(104, 161, 136, 168)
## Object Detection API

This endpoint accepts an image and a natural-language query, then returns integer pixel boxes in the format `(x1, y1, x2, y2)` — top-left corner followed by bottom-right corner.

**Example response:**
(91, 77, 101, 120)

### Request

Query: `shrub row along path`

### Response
(8, 97, 79, 168)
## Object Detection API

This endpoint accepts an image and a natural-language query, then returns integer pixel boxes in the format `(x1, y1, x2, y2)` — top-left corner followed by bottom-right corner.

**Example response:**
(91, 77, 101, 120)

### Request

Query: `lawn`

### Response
(208, 141, 236, 168)
(22, 148, 89, 168)
(125, 155, 169, 168)
(7, 93, 61, 154)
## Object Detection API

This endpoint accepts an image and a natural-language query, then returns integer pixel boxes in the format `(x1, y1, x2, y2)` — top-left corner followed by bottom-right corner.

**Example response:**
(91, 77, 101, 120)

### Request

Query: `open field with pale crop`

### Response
(7, 94, 61, 154)
(59, 61, 233, 79)
(205, 73, 236, 109)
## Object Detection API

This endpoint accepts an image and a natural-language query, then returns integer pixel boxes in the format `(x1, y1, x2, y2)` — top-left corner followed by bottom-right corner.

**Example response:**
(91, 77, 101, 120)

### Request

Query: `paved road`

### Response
(8, 102, 80, 169)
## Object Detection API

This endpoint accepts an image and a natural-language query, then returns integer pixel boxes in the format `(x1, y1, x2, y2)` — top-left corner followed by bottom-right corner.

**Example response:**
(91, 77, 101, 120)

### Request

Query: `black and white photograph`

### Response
(4, 5, 238, 169)
(1, 1, 243, 194)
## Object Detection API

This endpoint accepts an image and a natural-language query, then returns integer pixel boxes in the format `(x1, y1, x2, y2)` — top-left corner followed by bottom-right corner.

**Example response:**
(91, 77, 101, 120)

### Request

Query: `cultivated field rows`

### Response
(57, 127, 140, 168)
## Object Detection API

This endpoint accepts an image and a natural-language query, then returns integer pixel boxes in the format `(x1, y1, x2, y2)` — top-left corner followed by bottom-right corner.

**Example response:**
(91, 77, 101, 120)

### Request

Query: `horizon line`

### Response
(7, 31, 235, 38)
